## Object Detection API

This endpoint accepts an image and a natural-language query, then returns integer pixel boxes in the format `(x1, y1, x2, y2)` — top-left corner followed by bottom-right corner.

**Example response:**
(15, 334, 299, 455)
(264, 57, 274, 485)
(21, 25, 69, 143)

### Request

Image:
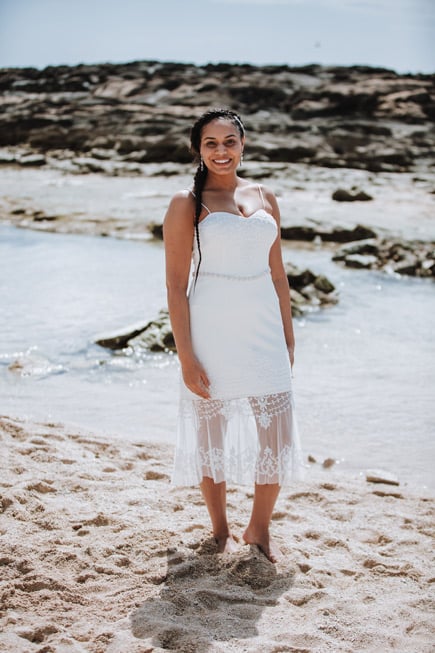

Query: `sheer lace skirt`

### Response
(172, 390, 305, 486)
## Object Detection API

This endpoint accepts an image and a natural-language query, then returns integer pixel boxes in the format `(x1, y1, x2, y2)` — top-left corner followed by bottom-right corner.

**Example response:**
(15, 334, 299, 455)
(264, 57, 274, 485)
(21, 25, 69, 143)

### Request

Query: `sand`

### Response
(0, 415, 434, 653)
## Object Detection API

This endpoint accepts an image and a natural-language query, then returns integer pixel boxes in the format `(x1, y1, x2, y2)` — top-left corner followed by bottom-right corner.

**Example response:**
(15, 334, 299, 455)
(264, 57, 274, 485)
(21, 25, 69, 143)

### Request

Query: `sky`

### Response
(0, 0, 434, 74)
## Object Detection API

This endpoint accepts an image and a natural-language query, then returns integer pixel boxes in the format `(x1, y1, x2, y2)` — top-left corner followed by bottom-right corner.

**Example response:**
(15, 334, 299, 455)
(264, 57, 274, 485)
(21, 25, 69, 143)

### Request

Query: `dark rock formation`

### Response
(280, 223, 377, 243)
(333, 239, 435, 277)
(332, 188, 373, 201)
(96, 310, 176, 353)
(1, 61, 434, 173)
(285, 263, 339, 316)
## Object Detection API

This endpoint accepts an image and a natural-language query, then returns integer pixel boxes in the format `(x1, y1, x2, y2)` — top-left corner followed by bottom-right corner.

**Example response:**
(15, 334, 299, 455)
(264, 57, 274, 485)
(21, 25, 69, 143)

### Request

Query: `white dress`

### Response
(172, 188, 304, 486)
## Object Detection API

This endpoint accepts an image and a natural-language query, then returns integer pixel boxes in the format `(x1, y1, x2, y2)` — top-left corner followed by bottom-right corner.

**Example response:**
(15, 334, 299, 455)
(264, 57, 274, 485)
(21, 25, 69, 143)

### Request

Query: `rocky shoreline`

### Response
(0, 60, 434, 174)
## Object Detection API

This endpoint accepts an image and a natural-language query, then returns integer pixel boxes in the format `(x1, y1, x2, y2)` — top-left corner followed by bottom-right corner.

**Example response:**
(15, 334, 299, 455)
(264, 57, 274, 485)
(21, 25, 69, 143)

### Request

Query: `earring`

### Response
(200, 157, 204, 172)
(239, 151, 244, 168)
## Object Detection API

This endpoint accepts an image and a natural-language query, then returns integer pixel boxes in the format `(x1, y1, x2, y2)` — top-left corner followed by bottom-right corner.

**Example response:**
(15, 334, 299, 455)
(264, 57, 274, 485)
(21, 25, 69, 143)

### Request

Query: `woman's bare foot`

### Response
(214, 533, 239, 554)
(242, 528, 283, 563)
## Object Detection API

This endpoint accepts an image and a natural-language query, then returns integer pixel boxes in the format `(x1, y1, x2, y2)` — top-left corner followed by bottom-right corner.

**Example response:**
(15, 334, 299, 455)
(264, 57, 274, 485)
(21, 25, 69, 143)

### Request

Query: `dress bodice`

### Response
(192, 209, 277, 279)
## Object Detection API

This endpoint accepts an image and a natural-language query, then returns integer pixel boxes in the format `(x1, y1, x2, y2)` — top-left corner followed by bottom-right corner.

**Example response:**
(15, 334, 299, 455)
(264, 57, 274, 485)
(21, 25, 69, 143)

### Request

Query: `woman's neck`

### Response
(204, 171, 242, 191)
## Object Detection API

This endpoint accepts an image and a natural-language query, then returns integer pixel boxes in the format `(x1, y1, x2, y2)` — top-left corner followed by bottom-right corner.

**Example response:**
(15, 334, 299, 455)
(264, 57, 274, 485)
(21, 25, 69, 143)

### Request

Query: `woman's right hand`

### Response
(181, 357, 211, 399)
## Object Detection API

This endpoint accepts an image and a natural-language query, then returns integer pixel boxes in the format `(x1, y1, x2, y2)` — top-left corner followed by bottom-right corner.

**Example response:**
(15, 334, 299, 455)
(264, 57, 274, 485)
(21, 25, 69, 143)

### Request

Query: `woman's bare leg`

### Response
(200, 476, 238, 553)
(243, 483, 282, 563)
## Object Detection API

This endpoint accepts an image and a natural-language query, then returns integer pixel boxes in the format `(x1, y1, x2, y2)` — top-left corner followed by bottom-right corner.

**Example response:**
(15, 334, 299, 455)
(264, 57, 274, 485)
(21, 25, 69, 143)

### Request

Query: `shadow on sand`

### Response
(130, 537, 296, 651)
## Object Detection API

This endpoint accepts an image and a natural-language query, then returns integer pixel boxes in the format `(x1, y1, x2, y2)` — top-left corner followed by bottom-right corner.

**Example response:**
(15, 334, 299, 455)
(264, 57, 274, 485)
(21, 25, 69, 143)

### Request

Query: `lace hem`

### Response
(172, 391, 305, 486)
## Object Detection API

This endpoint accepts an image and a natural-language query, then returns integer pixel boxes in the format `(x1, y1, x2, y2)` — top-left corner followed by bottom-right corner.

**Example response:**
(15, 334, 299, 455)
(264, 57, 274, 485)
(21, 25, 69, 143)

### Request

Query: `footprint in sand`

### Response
(144, 470, 168, 481)
(17, 623, 58, 645)
(27, 480, 56, 494)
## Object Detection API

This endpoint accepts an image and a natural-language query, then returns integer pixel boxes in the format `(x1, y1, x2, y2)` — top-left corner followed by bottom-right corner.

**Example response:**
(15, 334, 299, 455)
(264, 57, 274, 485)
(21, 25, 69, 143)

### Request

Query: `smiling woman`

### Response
(162, 108, 305, 563)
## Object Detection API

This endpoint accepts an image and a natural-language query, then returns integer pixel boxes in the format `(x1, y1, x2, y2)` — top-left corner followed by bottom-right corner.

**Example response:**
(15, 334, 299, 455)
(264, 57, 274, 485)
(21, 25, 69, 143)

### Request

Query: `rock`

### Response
(149, 223, 163, 239)
(128, 310, 175, 352)
(323, 224, 377, 243)
(313, 275, 335, 293)
(281, 223, 377, 243)
(322, 458, 336, 469)
(334, 238, 435, 277)
(0, 150, 17, 164)
(290, 289, 308, 317)
(280, 225, 317, 241)
(95, 321, 151, 350)
(96, 311, 175, 353)
(366, 469, 400, 486)
(18, 153, 46, 166)
(285, 263, 339, 314)
(285, 263, 316, 290)
(332, 239, 379, 258)
(307, 454, 317, 463)
(332, 188, 373, 201)
(340, 254, 378, 269)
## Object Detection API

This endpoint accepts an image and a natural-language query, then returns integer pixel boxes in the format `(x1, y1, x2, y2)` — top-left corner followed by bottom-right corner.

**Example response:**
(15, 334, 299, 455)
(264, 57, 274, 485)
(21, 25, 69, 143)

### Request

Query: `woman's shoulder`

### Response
(164, 189, 195, 227)
(170, 188, 195, 204)
(166, 189, 195, 212)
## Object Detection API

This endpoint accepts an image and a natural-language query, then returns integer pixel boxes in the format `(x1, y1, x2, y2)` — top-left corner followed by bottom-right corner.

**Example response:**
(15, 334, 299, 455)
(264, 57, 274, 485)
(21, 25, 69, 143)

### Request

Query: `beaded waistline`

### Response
(198, 268, 270, 281)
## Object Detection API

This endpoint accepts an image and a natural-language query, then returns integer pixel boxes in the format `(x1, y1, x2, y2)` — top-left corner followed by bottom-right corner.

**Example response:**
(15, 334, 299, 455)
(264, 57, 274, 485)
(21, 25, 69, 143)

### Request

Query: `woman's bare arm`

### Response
(263, 187, 295, 367)
(163, 192, 210, 398)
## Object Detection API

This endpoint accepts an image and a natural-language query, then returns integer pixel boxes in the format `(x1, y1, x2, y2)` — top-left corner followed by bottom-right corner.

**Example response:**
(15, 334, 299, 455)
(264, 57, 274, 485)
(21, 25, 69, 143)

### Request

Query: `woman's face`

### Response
(200, 118, 245, 174)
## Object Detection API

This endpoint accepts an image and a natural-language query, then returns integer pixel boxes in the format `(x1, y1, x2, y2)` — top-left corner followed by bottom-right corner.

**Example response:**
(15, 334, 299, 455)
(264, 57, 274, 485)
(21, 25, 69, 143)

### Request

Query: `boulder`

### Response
(285, 263, 339, 314)
(95, 311, 175, 353)
(18, 153, 47, 166)
(366, 469, 400, 486)
(95, 321, 151, 350)
(340, 254, 378, 269)
(332, 188, 373, 202)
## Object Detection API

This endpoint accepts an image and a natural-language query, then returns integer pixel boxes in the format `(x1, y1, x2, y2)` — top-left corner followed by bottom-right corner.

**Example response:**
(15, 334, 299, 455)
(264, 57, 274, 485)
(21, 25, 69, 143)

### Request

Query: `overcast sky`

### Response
(0, 0, 433, 73)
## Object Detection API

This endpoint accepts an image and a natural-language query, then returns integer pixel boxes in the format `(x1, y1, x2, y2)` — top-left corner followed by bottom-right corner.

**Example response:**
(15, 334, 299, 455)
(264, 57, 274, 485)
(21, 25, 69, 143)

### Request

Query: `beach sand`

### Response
(0, 415, 433, 652)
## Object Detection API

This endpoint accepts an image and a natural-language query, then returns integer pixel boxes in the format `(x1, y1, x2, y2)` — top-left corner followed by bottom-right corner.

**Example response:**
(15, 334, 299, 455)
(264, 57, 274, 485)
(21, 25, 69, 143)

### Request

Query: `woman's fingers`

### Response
(182, 361, 211, 399)
(200, 369, 210, 389)
(190, 378, 210, 399)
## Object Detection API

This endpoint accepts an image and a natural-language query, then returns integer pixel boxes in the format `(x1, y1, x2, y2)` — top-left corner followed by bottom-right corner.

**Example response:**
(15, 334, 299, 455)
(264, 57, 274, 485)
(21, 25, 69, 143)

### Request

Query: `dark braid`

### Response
(190, 109, 245, 285)
(192, 164, 207, 285)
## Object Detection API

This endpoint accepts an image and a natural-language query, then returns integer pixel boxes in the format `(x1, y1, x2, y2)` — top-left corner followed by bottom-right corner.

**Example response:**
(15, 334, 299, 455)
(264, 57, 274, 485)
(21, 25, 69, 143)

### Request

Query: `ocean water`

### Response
(1, 223, 434, 491)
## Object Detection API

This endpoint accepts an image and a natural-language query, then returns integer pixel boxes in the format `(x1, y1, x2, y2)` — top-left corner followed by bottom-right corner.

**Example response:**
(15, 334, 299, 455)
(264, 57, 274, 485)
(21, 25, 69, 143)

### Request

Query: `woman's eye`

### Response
(225, 140, 236, 146)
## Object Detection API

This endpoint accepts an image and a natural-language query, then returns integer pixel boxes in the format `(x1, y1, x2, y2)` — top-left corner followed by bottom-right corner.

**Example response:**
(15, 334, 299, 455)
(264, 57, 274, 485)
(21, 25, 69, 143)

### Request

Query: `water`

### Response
(1, 224, 434, 491)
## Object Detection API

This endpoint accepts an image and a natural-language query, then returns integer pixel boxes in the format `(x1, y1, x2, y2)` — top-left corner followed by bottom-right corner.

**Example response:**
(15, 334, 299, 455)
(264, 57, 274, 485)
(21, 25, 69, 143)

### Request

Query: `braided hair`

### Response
(190, 109, 245, 284)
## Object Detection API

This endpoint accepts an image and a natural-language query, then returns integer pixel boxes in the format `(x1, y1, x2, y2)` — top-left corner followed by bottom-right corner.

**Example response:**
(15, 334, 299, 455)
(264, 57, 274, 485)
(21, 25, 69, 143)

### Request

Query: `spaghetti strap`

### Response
(189, 189, 211, 214)
(258, 184, 266, 209)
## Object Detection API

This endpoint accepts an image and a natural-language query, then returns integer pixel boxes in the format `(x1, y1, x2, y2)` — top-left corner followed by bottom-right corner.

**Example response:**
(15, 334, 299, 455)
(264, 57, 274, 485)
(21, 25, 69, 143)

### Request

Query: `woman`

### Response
(163, 109, 304, 563)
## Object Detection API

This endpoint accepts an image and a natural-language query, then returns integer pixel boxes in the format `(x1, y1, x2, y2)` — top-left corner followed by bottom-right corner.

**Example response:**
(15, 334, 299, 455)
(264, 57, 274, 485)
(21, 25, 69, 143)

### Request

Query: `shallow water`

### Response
(1, 223, 434, 490)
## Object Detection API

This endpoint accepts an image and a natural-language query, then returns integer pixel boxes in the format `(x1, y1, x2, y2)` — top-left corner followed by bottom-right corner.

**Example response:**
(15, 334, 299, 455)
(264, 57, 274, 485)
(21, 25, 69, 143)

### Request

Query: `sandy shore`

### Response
(0, 415, 433, 653)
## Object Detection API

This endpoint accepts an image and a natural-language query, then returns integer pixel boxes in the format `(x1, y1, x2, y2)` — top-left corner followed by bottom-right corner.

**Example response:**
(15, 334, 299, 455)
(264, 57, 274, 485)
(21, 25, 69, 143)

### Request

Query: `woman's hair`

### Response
(190, 109, 245, 284)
